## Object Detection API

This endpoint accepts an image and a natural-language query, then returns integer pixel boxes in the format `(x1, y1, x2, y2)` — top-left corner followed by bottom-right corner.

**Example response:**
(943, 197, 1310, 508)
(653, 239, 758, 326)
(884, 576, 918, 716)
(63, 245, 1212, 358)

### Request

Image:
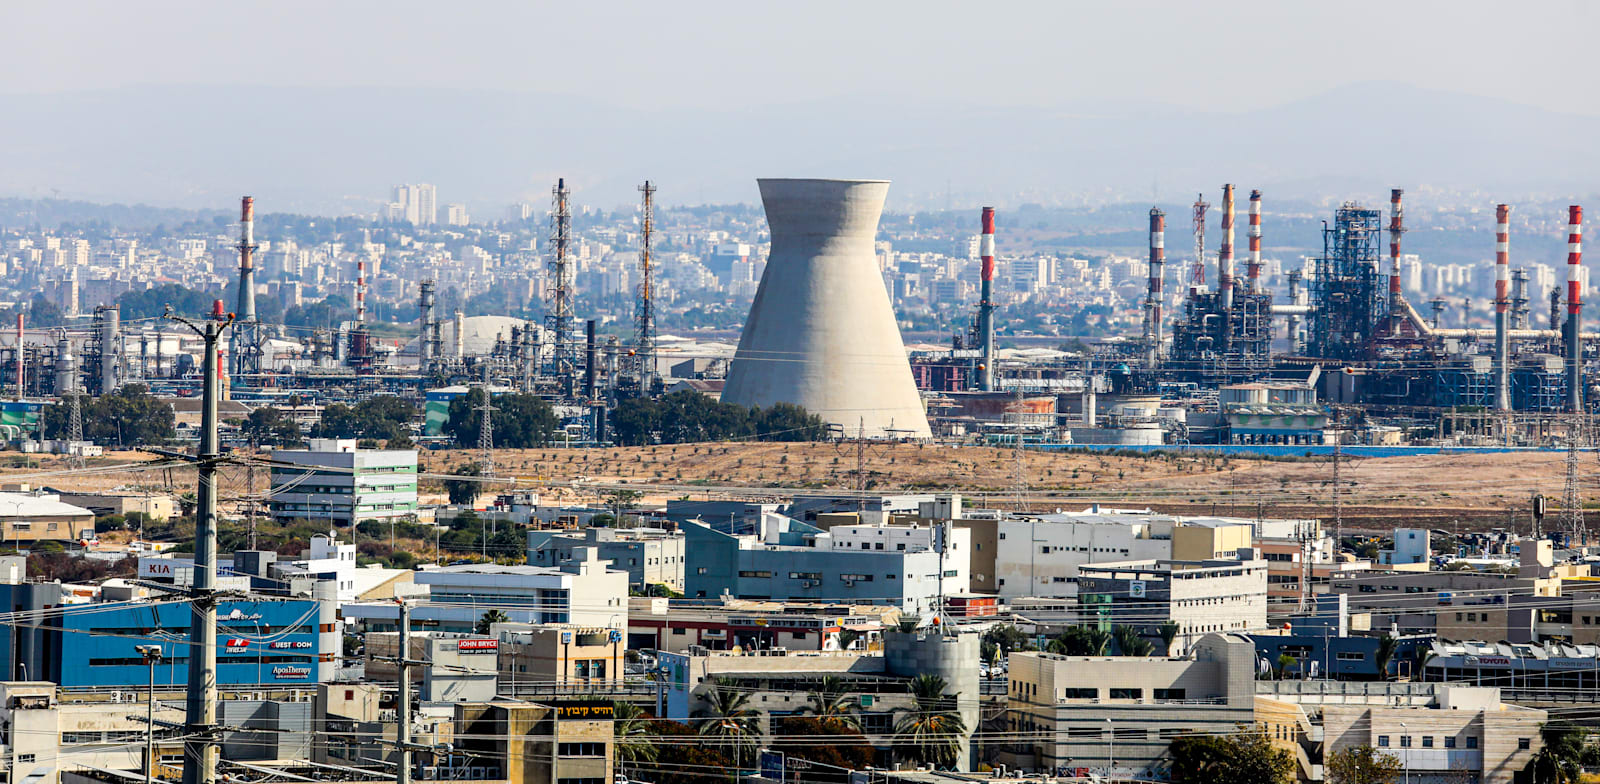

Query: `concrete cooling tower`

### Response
(722, 178, 932, 439)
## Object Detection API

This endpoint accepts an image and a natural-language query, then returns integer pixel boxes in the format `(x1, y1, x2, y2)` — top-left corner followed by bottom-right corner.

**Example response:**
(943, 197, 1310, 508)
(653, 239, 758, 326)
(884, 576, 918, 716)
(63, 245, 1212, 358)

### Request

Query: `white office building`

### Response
(268, 438, 418, 526)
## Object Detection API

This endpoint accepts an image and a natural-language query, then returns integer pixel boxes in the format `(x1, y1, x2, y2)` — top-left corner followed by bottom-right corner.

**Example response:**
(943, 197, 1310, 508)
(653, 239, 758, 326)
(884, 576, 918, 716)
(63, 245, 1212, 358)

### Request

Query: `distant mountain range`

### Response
(1, 81, 1596, 214)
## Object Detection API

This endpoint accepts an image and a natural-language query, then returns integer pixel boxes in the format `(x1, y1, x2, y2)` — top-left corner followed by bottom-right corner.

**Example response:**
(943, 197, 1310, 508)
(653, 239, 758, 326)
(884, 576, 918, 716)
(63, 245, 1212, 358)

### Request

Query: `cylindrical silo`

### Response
(722, 179, 931, 438)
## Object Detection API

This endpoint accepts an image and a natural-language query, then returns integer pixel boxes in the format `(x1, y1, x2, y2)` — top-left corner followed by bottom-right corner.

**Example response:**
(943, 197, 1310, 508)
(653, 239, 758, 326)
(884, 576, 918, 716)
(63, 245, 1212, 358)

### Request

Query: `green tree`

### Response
(474, 609, 508, 634)
(1112, 625, 1155, 656)
(980, 624, 1032, 657)
(1048, 625, 1111, 656)
(694, 679, 760, 772)
(775, 716, 875, 780)
(1169, 730, 1294, 784)
(1158, 621, 1181, 656)
(43, 385, 175, 447)
(312, 395, 418, 443)
(443, 388, 558, 448)
(1374, 634, 1398, 681)
(798, 675, 860, 731)
(611, 701, 657, 774)
(444, 463, 484, 506)
(239, 406, 302, 447)
(646, 719, 732, 784)
(751, 402, 829, 441)
(1530, 722, 1600, 784)
(892, 673, 966, 769)
(1326, 745, 1402, 784)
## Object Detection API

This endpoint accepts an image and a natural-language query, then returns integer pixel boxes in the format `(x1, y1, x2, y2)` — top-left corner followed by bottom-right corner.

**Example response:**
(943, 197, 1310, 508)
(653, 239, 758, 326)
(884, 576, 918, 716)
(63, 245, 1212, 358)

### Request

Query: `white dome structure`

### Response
(722, 178, 931, 438)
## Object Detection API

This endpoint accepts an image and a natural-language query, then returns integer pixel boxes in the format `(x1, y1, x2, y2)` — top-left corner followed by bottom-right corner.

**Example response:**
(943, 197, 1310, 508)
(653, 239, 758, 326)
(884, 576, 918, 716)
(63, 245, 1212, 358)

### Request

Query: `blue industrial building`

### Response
(41, 599, 337, 688)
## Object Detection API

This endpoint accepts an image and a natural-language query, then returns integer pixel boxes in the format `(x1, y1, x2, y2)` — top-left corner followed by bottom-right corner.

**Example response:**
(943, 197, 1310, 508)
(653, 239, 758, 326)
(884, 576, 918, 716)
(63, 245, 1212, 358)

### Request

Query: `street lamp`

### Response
(1105, 717, 1114, 780)
(136, 644, 163, 784)
(1399, 721, 1409, 784)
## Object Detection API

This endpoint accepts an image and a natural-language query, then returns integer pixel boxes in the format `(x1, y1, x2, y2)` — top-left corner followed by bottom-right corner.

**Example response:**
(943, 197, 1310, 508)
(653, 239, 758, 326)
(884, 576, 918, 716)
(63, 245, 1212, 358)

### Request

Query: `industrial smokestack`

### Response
(1286, 271, 1303, 353)
(722, 178, 931, 438)
(355, 258, 366, 325)
(454, 311, 465, 359)
(1389, 189, 1405, 330)
(419, 280, 435, 366)
(231, 197, 258, 378)
(978, 207, 997, 391)
(1495, 204, 1512, 411)
(1218, 184, 1235, 313)
(1569, 205, 1585, 412)
(54, 333, 73, 396)
(1146, 208, 1165, 367)
(584, 320, 598, 401)
(1246, 190, 1262, 293)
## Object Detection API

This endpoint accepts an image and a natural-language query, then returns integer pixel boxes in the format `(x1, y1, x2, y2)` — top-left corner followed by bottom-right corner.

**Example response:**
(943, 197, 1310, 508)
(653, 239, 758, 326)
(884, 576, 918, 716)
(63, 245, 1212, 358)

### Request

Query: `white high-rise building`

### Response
(389, 183, 438, 225)
(446, 203, 469, 226)
(415, 184, 437, 225)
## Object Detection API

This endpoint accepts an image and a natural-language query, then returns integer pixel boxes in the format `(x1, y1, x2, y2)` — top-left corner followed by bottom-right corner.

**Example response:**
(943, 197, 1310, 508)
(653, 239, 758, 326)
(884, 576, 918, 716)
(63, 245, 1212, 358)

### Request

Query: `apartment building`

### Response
(526, 526, 685, 590)
(268, 438, 418, 526)
(1076, 557, 1269, 653)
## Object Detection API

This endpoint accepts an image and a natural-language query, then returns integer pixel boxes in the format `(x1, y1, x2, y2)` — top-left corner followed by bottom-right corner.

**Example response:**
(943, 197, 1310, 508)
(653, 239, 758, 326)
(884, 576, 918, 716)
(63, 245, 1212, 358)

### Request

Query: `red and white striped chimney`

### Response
(356, 258, 367, 325)
(1218, 184, 1235, 311)
(1495, 205, 1511, 315)
(1389, 189, 1404, 299)
(1247, 189, 1262, 292)
(978, 207, 997, 392)
(1569, 206, 1584, 317)
(1147, 208, 1165, 365)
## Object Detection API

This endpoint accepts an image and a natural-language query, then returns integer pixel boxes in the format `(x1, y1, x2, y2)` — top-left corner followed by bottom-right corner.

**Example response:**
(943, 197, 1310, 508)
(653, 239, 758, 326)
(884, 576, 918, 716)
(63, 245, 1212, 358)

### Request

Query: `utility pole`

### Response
(1011, 386, 1028, 511)
(1331, 408, 1344, 550)
(397, 600, 414, 784)
(169, 301, 232, 784)
(1565, 414, 1586, 546)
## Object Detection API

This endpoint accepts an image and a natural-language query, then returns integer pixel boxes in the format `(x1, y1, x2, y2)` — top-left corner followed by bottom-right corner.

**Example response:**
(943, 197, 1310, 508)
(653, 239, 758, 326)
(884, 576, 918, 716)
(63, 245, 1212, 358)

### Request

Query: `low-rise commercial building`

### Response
(999, 633, 1258, 779)
(1075, 557, 1269, 653)
(0, 492, 95, 543)
(268, 438, 418, 526)
(526, 526, 685, 590)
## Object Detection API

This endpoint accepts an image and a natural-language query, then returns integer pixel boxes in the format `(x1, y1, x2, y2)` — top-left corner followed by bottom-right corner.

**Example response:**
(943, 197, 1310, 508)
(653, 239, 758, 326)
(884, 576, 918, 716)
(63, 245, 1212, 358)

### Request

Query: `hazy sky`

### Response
(4, 0, 1596, 113)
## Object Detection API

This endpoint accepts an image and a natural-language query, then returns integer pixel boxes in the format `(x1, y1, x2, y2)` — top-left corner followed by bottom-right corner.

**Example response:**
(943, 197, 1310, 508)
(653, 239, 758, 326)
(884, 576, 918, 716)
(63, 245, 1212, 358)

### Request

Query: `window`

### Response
(1109, 688, 1141, 699)
(672, 628, 687, 635)
(1159, 728, 1196, 739)
(1359, 585, 1377, 593)
(1336, 652, 1365, 661)
(1445, 736, 1457, 749)
(789, 572, 822, 580)
(897, 543, 906, 551)
(1377, 736, 1390, 748)
(738, 570, 772, 578)
(1061, 688, 1097, 699)
(345, 689, 355, 700)
(558, 742, 606, 757)
(696, 567, 708, 575)
(1400, 736, 1411, 748)
(840, 573, 873, 582)
(1153, 688, 1186, 701)
(1114, 728, 1144, 740)
(1467, 736, 1479, 749)
(1519, 738, 1531, 750)
(18, 754, 36, 763)
(1067, 728, 1102, 739)
(1422, 736, 1433, 748)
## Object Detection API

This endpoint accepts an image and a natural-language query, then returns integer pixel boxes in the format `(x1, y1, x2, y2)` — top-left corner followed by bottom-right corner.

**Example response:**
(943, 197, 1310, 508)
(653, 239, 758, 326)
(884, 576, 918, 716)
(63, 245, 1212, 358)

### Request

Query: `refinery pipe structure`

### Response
(723, 179, 932, 438)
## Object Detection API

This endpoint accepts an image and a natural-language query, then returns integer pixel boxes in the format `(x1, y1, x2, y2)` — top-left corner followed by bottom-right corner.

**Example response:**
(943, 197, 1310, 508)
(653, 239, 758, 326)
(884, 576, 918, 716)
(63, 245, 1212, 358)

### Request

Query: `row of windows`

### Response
(1027, 687, 1188, 701)
(556, 743, 606, 757)
(1016, 722, 1196, 741)
(1376, 734, 1487, 750)
(1039, 545, 1130, 555)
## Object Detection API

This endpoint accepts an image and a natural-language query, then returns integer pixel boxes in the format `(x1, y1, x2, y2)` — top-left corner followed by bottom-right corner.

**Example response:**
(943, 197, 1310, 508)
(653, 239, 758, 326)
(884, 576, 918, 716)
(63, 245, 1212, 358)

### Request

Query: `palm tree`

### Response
(1157, 621, 1181, 656)
(838, 629, 862, 651)
(475, 609, 509, 635)
(1048, 625, 1112, 656)
(1530, 722, 1600, 784)
(1112, 625, 1155, 657)
(695, 679, 761, 772)
(612, 701, 658, 774)
(1275, 653, 1298, 680)
(1374, 634, 1398, 681)
(893, 674, 967, 769)
(799, 675, 861, 730)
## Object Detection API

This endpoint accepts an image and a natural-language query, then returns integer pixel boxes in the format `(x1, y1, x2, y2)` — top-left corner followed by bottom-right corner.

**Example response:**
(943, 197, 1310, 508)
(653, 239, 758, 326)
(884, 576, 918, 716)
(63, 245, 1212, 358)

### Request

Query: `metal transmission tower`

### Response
(632, 181, 658, 389)
(1190, 194, 1209, 287)
(1307, 204, 1387, 360)
(545, 178, 576, 393)
(1565, 415, 1586, 545)
(1010, 386, 1028, 511)
(476, 387, 498, 479)
(67, 392, 84, 470)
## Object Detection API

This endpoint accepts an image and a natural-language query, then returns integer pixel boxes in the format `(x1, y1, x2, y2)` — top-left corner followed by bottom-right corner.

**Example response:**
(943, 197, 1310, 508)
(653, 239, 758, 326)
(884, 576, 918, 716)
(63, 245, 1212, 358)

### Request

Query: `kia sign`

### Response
(458, 639, 498, 653)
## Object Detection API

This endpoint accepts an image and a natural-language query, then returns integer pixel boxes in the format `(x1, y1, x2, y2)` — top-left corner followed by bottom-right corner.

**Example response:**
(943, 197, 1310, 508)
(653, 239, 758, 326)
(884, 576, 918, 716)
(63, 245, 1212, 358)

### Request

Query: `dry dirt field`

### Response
(14, 444, 1585, 533)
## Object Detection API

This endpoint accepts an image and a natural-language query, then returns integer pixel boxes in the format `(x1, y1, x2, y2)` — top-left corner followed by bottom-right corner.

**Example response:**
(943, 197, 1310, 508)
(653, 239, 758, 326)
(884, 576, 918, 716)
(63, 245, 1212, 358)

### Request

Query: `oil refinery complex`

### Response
(1, 180, 1595, 453)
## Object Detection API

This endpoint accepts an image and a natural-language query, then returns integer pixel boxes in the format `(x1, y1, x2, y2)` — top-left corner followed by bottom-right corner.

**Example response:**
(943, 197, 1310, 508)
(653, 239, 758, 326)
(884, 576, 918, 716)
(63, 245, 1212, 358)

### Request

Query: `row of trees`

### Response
(979, 623, 1181, 662)
(612, 391, 829, 446)
(42, 385, 175, 446)
(443, 389, 560, 448)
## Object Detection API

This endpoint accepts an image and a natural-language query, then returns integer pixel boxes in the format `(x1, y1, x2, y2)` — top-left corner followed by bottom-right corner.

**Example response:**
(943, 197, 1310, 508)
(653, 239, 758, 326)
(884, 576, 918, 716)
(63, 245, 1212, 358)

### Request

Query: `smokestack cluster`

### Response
(1246, 190, 1262, 292)
(1569, 205, 1585, 412)
(978, 207, 997, 391)
(1146, 208, 1165, 367)
(1495, 204, 1512, 410)
(1218, 184, 1235, 312)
